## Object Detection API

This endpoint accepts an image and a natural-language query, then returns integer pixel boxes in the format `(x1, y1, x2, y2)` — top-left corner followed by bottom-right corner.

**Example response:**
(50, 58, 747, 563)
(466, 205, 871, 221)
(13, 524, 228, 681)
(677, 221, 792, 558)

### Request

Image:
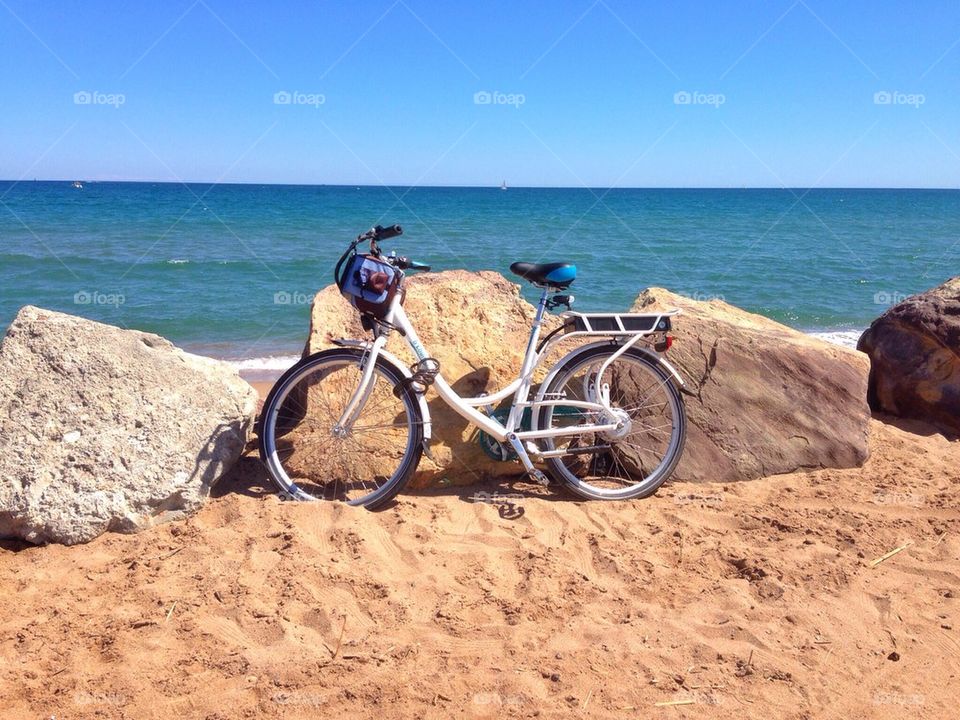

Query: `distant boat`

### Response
(500, 180, 507, 191)
(72, 181, 83, 189)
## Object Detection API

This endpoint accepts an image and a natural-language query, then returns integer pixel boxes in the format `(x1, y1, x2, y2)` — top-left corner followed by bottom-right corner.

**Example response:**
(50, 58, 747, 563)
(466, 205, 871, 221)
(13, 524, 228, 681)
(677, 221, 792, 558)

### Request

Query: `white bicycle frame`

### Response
(335, 280, 684, 479)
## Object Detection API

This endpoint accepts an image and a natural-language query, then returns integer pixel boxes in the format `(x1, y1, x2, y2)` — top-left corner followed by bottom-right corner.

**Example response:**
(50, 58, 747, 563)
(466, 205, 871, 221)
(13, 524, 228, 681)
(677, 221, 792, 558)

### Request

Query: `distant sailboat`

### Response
(500, 180, 507, 191)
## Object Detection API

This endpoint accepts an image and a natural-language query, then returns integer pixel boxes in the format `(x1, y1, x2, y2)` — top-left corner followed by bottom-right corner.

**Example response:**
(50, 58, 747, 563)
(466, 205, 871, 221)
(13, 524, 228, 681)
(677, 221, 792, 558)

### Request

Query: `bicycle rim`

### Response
(259, 350, 422, 507)
(539, 347, 685, 500)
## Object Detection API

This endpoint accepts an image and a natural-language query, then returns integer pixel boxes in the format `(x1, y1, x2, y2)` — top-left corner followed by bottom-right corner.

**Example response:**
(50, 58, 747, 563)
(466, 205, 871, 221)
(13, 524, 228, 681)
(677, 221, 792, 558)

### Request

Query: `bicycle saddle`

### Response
(509, 262, 577, 289)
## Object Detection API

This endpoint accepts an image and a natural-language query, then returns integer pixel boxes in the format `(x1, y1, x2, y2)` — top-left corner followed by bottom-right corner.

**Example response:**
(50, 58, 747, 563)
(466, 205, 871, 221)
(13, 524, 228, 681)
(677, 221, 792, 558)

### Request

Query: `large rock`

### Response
(0, 307, 257, 545)
(307, 270, 561, 485)
(633, 288, 871, 481)
(858, 277, 960, 436)
(307, 273, 871, 487)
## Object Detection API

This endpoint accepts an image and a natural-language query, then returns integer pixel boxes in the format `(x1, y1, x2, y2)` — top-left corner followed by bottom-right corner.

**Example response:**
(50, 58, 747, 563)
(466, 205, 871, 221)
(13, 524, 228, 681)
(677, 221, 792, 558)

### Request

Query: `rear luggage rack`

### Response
(561, 309, 679, 335)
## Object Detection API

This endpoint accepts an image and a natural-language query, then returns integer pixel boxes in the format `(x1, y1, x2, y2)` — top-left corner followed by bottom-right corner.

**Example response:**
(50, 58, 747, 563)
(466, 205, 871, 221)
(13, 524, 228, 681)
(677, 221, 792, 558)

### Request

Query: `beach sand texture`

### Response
(1, 417, 957, 718)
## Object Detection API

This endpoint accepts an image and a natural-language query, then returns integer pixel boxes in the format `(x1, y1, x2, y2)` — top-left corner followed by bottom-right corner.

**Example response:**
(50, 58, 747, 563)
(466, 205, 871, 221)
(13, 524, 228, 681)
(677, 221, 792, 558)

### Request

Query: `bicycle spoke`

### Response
(541, 349, 683, 498)
(261, 353, 421, 506)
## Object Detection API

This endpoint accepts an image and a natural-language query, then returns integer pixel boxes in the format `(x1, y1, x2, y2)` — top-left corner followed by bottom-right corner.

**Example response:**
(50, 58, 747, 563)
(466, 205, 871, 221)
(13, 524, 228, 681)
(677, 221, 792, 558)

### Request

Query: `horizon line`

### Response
(2, 179, 960, 191)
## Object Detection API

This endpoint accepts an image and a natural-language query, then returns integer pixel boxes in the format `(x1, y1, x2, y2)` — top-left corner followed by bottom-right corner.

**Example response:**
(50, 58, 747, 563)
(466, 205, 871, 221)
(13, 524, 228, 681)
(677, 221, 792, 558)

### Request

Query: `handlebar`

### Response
(359, 224, 402, 243)
(335, 222, 430, 291)
(376, 224, 403, 241)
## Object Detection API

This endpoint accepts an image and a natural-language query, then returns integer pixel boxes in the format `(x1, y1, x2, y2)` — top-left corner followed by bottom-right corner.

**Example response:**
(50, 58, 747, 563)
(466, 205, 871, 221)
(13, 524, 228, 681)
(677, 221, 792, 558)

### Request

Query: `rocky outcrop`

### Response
(306, 272, 872, 486)
(307, 270, 561, 486)
(858, 277, 960, 436)
(633, 288, 871, 481)
(0, 306, 257, 545)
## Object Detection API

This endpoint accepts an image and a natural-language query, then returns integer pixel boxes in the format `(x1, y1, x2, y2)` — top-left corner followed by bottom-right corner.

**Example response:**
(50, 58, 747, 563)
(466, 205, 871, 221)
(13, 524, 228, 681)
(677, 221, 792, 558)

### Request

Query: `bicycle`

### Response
(258, 224, 688, 508)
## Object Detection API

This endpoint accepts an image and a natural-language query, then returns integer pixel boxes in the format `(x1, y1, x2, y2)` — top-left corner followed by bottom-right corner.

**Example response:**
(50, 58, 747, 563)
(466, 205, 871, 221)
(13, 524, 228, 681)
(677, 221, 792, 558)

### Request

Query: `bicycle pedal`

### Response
(528, 468, 551, 486)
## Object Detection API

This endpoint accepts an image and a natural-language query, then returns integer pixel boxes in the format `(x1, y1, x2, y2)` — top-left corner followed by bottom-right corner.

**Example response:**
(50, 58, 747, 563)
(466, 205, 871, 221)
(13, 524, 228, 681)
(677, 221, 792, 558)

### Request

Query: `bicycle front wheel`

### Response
(537, 345, 686, 500)
(258, 348, 423, 508)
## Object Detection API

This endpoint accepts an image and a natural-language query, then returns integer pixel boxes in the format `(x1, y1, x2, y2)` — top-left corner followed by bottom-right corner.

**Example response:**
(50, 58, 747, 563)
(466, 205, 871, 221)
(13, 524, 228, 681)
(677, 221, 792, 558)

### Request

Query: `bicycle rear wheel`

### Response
(537, 345, 685, 500)
(258, 348, 423, 508)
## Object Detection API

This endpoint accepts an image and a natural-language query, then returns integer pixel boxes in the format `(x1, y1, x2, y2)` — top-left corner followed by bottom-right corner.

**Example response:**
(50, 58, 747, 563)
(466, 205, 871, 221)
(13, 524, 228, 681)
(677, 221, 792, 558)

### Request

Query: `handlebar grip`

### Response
(394, 256, 430, 272)
(375, 224, 403, 241)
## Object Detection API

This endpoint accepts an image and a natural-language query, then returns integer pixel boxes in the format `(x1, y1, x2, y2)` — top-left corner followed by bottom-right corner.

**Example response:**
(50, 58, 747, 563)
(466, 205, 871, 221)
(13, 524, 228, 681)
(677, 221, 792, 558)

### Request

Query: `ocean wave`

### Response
(167, 259, 190, 264)
(808, 330, 864, 349)
(226, 354, 301, 372)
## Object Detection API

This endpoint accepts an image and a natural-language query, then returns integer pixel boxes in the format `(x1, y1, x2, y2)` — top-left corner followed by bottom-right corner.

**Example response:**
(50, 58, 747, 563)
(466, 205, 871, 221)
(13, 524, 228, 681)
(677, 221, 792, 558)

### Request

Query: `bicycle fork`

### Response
(333, 333, 387, 436)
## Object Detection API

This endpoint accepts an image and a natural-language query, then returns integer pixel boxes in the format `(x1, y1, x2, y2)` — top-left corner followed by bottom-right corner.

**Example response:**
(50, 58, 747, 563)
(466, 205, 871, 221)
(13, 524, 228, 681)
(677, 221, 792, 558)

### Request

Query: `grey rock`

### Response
(0, 306, 257, 545)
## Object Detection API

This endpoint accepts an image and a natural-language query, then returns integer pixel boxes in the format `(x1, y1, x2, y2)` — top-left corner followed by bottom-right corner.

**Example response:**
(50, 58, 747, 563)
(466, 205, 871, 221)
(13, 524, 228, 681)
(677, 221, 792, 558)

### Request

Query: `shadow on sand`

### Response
(214, 452, 578, 519)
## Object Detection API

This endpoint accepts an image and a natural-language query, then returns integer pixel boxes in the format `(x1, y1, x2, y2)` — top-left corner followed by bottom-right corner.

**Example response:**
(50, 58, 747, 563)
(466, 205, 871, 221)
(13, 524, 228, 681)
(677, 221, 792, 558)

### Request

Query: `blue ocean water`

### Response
(1, 181, 957, 372)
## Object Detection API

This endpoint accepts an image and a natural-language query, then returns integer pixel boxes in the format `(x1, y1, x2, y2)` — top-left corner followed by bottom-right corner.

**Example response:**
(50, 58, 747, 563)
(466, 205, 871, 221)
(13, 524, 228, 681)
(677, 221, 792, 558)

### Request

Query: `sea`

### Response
(1, 182, 957, 379)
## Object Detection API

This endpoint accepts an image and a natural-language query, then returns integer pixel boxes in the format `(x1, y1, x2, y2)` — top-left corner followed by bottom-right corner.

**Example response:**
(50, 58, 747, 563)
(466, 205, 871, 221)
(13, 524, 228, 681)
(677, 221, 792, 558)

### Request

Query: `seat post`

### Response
(507, 286, 551, 433)
(534, 287, 549, 326)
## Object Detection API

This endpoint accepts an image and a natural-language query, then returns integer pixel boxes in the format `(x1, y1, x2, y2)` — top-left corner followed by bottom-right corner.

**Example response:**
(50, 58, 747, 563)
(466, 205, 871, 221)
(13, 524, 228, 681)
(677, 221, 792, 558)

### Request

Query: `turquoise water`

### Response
(1, 182, 958, 369)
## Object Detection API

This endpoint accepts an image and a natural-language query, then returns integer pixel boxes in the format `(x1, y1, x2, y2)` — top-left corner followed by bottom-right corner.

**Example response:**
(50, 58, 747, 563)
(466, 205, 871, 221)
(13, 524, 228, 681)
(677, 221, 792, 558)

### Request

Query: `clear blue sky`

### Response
(1, 0, 958, 187)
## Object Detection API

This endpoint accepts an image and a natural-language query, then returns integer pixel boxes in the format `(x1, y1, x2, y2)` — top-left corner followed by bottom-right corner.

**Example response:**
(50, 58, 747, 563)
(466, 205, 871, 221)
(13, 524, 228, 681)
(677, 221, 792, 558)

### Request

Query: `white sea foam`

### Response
(807, 329, 864, 349)
(227, 354, 300, 372)
(167, 259, 189, 264)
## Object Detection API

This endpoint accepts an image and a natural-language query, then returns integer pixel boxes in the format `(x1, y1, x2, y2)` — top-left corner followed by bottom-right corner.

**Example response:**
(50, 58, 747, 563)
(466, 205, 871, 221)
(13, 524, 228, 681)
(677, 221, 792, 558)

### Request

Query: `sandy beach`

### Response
(248, 379, 275, 403)
(3, 3, 959, 717)
(2, 415, 957, 719)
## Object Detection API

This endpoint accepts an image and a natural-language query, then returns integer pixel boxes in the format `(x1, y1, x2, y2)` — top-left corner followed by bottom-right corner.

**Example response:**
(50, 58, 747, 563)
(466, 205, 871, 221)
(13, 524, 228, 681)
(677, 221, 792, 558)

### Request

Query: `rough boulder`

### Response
(0, 306, 257, 545)
(858, 277, 960, 436)
(633, 288, 871, 481)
